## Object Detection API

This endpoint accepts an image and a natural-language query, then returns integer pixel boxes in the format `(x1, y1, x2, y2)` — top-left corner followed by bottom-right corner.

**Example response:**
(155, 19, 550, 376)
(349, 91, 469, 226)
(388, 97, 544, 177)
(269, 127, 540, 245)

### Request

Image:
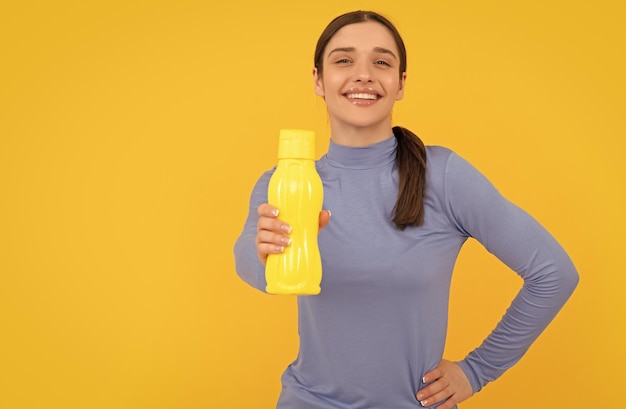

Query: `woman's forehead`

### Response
(324, 21, 398, 54)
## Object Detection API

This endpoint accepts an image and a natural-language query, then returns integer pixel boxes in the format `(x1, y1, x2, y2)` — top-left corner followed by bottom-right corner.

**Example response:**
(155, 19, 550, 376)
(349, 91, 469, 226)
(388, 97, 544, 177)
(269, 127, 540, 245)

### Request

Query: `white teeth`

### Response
(346, 93, 378, 100)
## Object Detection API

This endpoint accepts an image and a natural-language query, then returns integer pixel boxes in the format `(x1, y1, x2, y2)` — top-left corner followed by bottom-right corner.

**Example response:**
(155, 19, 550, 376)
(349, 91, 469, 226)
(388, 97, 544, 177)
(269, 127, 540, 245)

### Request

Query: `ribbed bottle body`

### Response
(265, 158, 323, 295)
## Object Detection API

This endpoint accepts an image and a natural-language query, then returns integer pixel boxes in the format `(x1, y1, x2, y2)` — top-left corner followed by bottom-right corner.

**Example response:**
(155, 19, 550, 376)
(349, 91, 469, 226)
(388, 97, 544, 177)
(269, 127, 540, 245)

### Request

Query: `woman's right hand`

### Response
(256, 203, 331, 265)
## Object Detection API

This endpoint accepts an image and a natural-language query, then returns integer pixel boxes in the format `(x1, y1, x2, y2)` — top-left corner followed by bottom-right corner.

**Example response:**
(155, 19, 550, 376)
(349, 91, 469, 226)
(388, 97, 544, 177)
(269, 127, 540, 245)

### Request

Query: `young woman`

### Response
(234, 10, 578, 409)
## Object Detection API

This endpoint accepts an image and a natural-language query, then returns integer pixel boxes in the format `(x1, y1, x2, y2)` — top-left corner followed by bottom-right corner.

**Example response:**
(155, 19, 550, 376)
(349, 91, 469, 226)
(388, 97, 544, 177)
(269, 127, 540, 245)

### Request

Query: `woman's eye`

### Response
(375, 60, 391, 66)
(336, 58, 351, 64)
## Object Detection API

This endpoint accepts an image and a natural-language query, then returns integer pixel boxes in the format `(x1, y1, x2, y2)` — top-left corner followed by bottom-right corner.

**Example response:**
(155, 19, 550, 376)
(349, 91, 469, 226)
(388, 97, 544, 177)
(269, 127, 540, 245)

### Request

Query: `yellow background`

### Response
(1, 1, 624, 408)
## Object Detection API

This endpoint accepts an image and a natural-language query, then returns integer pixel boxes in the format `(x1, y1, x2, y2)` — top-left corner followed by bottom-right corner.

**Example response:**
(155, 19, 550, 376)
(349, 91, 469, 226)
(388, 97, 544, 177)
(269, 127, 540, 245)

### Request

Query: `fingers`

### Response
(416, 380, 453, 408)
(422, 365, 443, 384)
(416, 360, 473, 408)
(256, 204, 292, 265)
(257, 203, 279, 218)
(416, 372, 446, 408)
(256, 205, 332, 265)
(257, 209, 292, 236)
(257, 228, 291, 255)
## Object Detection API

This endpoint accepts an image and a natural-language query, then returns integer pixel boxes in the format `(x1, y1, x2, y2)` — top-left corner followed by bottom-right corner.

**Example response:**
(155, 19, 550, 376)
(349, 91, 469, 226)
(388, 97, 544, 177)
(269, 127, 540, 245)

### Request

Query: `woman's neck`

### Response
(328, 121, 394, 147)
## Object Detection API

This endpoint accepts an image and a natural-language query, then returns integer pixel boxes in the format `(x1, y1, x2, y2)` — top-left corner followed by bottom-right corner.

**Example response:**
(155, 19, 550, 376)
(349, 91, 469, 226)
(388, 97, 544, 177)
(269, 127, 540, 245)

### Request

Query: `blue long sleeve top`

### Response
(233, 135, 578, 408)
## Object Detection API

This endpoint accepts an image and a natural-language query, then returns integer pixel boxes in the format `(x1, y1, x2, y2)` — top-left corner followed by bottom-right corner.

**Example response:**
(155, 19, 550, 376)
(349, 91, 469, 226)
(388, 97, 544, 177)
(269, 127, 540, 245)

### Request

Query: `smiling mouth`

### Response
(345, 93, 381, 100)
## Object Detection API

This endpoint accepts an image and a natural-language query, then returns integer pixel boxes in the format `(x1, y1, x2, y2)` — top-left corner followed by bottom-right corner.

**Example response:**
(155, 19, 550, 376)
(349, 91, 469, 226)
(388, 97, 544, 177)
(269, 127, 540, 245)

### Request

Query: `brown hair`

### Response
(314, 11, 427, 229)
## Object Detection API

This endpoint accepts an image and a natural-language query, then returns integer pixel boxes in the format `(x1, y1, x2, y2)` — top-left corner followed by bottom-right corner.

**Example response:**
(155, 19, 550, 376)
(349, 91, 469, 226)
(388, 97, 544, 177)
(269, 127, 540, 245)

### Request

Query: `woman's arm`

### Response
(444, 152, 579, 392)
(233, 171, 273, 292)
(233, 170, 332, 293)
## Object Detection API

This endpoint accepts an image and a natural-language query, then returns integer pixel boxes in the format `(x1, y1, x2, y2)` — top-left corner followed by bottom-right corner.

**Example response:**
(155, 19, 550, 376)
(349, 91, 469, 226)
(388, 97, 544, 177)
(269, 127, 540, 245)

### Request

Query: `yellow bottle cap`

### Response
(278, 129, 316, 159)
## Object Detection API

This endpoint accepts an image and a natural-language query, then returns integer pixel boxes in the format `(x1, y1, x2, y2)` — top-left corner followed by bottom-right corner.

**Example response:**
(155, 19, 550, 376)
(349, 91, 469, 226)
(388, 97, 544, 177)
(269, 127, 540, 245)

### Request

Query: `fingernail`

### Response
(420, 400, 427, 407)
(271, 208, 279, 216)
(281, 224, 292, 233)
(327, 210, 332, 217)
(275, 245, 284, 252)
(281, 237, 291, 245)
(422, 376, 427, 383)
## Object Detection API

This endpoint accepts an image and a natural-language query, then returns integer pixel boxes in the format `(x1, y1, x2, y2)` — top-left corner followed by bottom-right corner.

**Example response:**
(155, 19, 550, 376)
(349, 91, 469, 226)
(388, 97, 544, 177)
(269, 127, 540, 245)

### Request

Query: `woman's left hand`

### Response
(416, 359, 473, 408)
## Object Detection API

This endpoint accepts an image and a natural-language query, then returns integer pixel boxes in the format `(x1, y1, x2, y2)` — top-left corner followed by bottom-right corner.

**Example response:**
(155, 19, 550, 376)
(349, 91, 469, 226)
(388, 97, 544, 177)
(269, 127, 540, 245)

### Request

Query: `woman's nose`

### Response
(353, 62, 373, 82)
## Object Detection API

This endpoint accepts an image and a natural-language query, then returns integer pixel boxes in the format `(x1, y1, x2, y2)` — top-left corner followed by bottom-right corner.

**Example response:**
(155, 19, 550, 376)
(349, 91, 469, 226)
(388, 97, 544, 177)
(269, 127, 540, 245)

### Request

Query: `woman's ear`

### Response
(313, 67, 325, 97)
(396, 72, 407, 101)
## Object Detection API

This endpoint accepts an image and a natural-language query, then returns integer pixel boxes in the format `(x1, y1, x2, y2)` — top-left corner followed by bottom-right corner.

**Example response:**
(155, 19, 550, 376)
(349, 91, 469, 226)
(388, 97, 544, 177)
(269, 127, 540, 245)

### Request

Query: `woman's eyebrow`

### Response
(327, 46, 397, 60)
(373, 47, 397, 60)
(327, 47, 356, 58)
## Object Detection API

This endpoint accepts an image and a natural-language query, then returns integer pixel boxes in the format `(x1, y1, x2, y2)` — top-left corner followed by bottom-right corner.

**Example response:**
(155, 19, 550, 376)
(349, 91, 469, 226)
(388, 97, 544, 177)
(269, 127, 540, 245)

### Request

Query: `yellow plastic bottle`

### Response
(265, 129, 323, 295)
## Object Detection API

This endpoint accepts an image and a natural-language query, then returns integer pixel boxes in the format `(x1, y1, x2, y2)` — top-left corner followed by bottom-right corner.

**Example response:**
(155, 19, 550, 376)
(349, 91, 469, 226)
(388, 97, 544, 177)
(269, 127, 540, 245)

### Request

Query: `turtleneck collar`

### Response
(323, 135, 397, 170)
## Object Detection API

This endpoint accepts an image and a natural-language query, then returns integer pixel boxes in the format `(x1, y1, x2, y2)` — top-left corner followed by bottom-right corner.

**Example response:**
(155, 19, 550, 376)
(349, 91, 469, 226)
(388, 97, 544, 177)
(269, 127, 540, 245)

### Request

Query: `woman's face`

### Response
(314, 21, 406, 143)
